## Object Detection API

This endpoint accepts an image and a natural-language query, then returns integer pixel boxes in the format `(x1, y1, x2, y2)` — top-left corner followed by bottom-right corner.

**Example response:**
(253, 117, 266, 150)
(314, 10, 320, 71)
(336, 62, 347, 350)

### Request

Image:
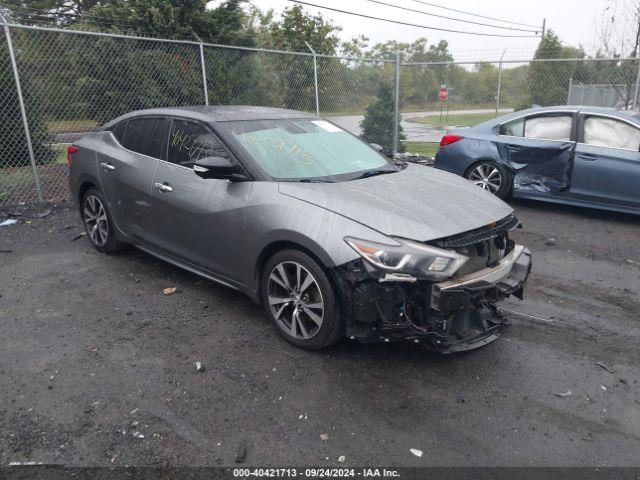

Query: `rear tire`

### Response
(81, 187, 127, 253)
(261, 249, 344, 350)
(465, 160, 512, 199)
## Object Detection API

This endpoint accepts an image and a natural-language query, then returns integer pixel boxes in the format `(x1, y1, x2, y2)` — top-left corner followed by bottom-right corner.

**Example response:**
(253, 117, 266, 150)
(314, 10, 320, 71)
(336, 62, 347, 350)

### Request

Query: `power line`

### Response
(363, 0, 539, 33)
(406, 0, 541, 29)
(284, 0, 540, 37)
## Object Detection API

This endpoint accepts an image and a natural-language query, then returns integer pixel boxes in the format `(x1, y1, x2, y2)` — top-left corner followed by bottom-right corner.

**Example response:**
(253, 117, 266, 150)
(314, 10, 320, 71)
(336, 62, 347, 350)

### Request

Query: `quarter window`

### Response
(499, 118, 524, 136)
(110, 121, 127, 144)
(583, 116, 640, 150)
(122, 117, 168, 159)
(167, 119, 231, 166)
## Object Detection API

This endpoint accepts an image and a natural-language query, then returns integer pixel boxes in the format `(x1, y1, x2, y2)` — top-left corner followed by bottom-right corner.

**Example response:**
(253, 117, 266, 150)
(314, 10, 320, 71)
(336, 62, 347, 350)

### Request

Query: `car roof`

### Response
(496, 105, 640, 123)
(102, 105, 316, 128)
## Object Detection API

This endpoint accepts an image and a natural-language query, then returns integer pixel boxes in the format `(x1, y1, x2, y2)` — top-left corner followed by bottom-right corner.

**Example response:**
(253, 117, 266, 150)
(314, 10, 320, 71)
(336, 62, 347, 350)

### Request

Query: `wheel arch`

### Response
(254, 238, 337, 304)
(463, 157, 514, 177)
(78, 180, 97, 203)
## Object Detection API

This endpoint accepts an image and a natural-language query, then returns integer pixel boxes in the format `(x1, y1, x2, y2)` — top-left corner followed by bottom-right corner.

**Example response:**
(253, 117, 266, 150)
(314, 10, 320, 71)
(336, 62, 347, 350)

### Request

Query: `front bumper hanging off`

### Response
(339, 245, 532, 353)
(431, 245, 531, 312)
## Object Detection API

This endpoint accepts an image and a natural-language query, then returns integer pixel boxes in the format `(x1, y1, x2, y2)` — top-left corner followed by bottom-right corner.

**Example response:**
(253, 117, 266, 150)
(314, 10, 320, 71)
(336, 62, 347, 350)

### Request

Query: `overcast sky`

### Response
(249, 0, 608, 60)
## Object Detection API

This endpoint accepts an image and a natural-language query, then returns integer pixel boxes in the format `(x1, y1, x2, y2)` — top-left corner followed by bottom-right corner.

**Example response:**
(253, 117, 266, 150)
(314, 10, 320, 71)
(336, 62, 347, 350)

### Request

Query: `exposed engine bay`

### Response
(333, 215, 532, 353)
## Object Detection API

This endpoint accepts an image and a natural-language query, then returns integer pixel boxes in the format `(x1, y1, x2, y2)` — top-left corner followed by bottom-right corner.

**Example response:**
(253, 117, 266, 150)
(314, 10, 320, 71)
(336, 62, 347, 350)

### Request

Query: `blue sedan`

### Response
(434, 106, 640, 215)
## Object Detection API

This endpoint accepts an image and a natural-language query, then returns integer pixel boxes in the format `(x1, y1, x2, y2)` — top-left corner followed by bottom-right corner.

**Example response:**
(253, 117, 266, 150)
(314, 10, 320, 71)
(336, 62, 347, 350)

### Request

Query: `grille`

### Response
(432, 214, 520, 249)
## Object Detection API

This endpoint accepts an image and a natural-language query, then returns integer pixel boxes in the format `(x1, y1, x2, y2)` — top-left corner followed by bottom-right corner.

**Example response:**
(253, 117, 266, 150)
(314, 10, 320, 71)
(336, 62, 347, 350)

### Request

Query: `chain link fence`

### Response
(1, 18, 640, 207)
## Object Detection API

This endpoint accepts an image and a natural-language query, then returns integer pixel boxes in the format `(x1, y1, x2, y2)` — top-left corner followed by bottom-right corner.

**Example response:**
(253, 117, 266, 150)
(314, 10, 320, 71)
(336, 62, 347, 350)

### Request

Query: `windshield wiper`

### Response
(297, 178, 334, 183)
(349, 169, 396, 181)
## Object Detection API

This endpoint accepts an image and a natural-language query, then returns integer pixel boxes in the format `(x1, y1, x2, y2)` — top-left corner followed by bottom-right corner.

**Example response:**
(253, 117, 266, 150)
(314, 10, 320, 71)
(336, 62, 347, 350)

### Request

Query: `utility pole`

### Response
(495, 49, 507, 116)
(541, 18, 546, 37)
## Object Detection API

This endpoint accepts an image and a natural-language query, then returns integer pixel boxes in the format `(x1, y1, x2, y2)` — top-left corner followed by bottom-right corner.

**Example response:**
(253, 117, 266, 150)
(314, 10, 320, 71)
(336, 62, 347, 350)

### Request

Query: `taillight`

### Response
(67, 145, 78, 166)
(439, 134, 464, 147)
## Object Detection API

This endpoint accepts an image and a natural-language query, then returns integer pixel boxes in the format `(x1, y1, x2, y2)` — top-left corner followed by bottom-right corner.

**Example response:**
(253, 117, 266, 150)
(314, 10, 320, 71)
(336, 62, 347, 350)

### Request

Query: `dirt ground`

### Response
(1, 199, 639, 467)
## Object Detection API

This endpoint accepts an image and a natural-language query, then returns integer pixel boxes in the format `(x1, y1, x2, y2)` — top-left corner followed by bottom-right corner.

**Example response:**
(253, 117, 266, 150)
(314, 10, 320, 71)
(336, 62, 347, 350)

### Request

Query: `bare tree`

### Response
(597, 0, 640, 107)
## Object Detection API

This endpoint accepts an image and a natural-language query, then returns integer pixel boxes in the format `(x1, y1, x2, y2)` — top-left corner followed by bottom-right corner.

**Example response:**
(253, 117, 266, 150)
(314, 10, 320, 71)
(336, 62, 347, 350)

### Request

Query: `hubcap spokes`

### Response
(469, 165, 502, 193)
(84, 195, 109, 246)
(267, 261, 324, 340)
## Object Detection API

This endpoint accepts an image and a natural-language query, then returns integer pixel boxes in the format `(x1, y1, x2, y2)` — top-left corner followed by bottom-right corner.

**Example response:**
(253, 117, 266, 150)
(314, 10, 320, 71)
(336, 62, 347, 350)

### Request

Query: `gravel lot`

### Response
(1, 198, 639, 467)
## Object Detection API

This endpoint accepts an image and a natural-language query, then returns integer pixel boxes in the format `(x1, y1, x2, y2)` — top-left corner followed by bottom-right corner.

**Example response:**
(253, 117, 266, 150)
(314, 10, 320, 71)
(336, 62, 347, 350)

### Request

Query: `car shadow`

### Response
(509, 197, 639, 224)
(113, 242, 507, 370)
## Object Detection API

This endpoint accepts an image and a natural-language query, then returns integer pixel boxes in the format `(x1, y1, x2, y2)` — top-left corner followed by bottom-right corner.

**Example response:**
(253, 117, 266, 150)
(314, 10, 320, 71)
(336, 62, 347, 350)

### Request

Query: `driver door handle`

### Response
(154, 182, 173, 193)
(100, 162, 115, 171)
(577, 153, 597, 161)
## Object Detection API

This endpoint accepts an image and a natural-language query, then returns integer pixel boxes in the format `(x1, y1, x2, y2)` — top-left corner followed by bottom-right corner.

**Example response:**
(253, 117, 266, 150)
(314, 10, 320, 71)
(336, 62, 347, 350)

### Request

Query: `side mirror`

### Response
(369, 143, 384, 152)
(193, 157, 248, 181)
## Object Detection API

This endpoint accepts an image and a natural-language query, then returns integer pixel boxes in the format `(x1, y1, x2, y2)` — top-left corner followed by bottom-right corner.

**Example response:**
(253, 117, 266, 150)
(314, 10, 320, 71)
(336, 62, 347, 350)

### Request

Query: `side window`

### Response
(122, 117, 168, 159)
(167, 119, 231, 166)
(499, 118, 524, 136)
(524, 115, 572, 141)
(583, 116, 640, 150)
(110, 121, 127, 144)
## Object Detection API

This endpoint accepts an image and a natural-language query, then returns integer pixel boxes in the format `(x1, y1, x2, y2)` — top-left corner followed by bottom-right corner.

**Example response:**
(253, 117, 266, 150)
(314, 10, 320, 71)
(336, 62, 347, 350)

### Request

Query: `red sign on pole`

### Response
(439, 85, 448, 101)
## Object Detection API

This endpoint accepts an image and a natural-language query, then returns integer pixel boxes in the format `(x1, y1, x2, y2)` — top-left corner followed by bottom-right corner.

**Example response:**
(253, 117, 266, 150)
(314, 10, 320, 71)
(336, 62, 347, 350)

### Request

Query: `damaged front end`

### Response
(333, 215, 532, 353)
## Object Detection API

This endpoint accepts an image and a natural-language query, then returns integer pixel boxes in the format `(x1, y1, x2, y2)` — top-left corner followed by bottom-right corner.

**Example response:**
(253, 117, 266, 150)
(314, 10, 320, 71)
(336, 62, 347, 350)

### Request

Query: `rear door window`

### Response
(499, 114, 573, 141)
(524, 115, 572, 141)
(583, 116, 640, 150)
(167, 119, 231, 167)
(122, 117, 168, 159)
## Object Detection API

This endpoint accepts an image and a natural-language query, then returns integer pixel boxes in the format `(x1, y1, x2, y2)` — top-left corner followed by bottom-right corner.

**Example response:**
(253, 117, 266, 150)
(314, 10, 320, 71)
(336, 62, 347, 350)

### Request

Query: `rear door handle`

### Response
(577, 153, 597, 161)
(154, 182, 173, 193)
(100, 162, 115, 171)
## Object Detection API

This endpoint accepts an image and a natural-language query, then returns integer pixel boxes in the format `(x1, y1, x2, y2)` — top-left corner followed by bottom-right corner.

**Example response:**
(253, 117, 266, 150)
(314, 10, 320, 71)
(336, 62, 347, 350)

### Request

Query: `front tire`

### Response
(81, 187, 127, 253)
(261, 249, 344, 350)
(465, 160, 512, 199)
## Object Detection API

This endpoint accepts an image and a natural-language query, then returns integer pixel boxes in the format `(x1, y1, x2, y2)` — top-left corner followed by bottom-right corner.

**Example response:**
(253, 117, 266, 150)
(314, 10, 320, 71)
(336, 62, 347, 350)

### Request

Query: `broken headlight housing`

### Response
(344, 236, 468, 280)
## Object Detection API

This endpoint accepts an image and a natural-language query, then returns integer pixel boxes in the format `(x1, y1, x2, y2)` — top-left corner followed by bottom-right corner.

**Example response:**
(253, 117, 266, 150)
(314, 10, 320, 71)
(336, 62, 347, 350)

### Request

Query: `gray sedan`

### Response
(68, 106, 531, 352)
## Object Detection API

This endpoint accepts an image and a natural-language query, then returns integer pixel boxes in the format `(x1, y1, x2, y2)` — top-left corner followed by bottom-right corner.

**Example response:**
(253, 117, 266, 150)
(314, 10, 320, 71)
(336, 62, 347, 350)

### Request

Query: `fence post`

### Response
(567, 76, 573, 105)
(305, 42, 320, 116)
(633, 59, 640, 110)
(393, 51, 400, 156)
(199, 43, 209, 106)
(495, 49, 506, 117)
(1, 14, 43, 202)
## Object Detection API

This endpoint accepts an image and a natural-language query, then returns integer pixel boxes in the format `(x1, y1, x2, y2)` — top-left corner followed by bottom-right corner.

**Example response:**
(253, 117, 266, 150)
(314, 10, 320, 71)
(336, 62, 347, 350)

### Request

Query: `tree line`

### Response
(1, 0, 637, 166)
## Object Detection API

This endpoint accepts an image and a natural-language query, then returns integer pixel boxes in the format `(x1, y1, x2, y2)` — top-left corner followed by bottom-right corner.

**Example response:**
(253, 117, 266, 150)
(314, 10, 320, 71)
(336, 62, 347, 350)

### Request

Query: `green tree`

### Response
(526, 30, 583, 107)
(266, 4, 340, 54)
(83, 0, 255, 45)
(262, 5, 341, 112)
(360, 84, 405, 155)
(3, 0, 100, 23)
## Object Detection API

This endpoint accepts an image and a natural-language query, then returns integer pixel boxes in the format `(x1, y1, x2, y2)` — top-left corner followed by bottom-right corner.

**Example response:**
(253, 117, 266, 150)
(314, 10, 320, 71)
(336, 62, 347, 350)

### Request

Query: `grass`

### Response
(404, 142, 439, 158)
(46, 119, 99, 133)
(53, 144, 68, 164)
(406, 111, 496, 128)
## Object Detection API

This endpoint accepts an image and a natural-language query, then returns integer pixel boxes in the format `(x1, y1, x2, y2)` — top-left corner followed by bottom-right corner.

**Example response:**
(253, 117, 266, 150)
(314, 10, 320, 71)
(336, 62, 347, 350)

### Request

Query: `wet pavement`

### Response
(0, 198, 639, 467)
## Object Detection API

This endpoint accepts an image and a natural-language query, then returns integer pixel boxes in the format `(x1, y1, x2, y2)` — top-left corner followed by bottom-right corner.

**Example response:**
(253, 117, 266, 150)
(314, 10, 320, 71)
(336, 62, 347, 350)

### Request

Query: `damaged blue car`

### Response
(434, 106, 640, 215)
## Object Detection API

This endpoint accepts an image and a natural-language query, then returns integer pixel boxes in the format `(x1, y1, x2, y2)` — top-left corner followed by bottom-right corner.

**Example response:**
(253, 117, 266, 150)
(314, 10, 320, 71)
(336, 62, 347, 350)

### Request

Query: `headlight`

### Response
(344, 236, 468, 280)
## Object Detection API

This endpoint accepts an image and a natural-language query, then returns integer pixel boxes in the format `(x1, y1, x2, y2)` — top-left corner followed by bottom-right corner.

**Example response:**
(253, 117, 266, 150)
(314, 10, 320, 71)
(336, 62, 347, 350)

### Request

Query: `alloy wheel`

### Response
(468, 164, 502, 193)
(267, 261, 324, 340)
(83, 194, 109, 247)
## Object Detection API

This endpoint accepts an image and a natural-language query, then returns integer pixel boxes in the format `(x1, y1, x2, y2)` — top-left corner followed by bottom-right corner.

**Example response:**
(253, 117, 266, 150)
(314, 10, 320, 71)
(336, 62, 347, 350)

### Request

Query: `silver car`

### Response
(68, 106, 532, 352)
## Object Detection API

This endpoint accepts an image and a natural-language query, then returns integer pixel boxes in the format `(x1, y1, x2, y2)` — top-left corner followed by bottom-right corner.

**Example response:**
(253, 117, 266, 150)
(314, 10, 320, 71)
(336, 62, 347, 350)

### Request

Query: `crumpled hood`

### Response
(278, 164, 514, 242)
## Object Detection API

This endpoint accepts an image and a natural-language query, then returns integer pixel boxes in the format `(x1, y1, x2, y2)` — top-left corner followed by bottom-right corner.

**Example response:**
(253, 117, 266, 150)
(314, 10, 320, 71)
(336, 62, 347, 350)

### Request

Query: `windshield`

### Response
(219, 118, 394, 181)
